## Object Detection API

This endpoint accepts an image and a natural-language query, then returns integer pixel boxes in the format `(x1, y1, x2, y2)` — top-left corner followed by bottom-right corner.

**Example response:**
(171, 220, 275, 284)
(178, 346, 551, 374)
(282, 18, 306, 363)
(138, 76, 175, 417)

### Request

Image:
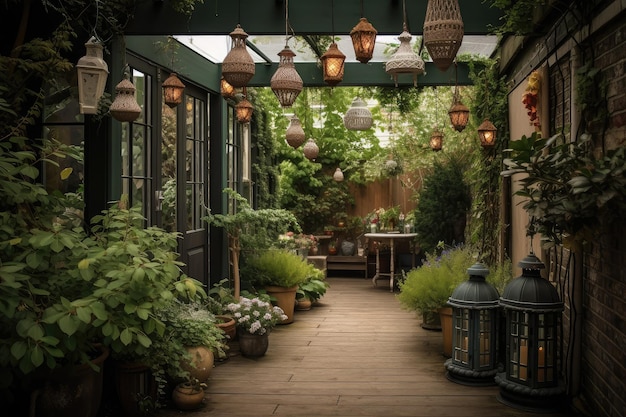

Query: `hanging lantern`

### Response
(344, 97, 373, 131)
(333, 167, 344, 182)
(446, 263, 500, 386)
(285, 116, 306, 149)
(430, 129, 443, 151)
(321, 42, 346, 87)
(235, 90, 254, 124)
(76, 37, 109, 115)
(162, 72, 185, 108)
(220, 76, 236, 100)
(423, 0, 464, 72)
(110, 76, 141, 122)
(478, 118, 497, 148)
(385, 26, 425, 87)
(303, 138, 319, 160)
(448, 88, 470, 132)
(221, 25, 255, 88)
(271, 45, 303, 108)
(350, 17, 377, 64)
(496, 253, 565, 411)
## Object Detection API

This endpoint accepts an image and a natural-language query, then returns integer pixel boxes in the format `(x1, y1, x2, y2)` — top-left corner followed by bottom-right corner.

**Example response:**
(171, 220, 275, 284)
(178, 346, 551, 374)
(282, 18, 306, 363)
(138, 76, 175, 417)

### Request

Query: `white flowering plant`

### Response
(225, 297, 288, 335)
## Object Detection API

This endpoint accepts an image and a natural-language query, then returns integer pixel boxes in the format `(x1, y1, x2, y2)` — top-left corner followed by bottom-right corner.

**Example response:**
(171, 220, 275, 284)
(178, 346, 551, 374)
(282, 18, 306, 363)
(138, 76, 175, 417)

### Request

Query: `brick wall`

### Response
(544, 11, 626, 417)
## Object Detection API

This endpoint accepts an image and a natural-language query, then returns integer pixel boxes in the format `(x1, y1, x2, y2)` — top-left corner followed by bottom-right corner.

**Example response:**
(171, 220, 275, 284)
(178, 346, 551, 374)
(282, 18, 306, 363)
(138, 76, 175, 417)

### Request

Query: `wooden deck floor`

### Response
(161, 277, 577, 417)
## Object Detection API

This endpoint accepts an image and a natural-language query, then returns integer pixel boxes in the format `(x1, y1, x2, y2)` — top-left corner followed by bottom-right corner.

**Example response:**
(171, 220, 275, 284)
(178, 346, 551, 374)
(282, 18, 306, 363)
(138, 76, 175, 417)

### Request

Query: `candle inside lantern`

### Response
(519, 342, 528, 380)
(537, 345, 545, 382)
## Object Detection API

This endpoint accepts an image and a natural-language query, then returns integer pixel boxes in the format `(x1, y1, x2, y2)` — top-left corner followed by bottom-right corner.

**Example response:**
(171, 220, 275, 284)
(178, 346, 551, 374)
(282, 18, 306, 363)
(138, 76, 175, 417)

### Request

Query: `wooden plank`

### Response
(159, 278, 575, 417)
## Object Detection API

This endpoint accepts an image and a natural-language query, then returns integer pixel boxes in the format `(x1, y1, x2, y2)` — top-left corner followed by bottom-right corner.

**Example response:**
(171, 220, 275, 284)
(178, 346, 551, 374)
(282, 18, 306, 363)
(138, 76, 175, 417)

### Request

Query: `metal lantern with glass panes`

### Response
(162, 72, 185, 108)
(344, 97, 373, 130)
(350, 17, 377, 64)
(76, 37, 109, 114)
(430, 129, 443, 151)
(321, 42, 346, 86)
(495, 253, 565, 412)
(478, 118, 497, 148)
(445, 263, 500, 386)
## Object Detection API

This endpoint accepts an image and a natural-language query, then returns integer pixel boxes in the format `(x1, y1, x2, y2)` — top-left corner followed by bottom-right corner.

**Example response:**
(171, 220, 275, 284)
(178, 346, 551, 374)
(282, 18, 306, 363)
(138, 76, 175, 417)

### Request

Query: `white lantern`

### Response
(76, 37, 109, 114)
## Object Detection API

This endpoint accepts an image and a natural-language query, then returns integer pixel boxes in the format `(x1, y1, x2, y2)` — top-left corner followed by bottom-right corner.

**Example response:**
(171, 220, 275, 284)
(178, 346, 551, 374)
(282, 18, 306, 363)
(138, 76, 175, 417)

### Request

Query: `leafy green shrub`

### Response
(413, 154, 471, 253)
(397, 246, 475, 315)
(244, 250, 316, 288)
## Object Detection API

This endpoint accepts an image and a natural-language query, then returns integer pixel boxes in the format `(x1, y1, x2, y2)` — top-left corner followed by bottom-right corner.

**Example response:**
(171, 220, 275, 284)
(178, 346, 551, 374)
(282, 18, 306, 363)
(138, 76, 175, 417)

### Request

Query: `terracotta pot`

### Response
(181, 345, 214, 382)
(171, 383, 205, 410)
(216, 314, 237, 341)
(265, 285, 298, 324)
(237, 331, 270, 357)
(438, 306, 453, 357)
(295, 297, 312, 311)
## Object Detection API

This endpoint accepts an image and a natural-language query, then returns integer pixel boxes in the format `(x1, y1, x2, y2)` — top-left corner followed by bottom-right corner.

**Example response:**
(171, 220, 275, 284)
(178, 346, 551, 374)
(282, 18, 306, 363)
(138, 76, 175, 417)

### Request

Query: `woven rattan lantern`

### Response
(222, 25, 255, 88)
(321, 42, 346, 87)
(385, 25, 425, 87)
(76, 37, 109, 114)
(303, 138, 319, 160)
(333, 167, 344, 182)
(478, 118, 497, 148)
(285, 116, 306, 149)
(350, 17, 377, 64)
(220, 76, 236, 100)
(423, 0, 464, 72)
(162, 72, 185, 108)
(344, 97, 373, 130)
(271, 45, 303, 108)
(235, 91, 253, 124)
(110, 76, 141, 122)
(430, 129, 443, 151)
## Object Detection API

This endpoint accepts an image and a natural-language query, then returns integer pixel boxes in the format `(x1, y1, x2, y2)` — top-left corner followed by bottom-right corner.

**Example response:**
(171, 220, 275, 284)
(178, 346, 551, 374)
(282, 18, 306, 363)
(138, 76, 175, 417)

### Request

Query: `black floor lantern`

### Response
(445, 262, 500, 386)
(495, 252, 565, 412)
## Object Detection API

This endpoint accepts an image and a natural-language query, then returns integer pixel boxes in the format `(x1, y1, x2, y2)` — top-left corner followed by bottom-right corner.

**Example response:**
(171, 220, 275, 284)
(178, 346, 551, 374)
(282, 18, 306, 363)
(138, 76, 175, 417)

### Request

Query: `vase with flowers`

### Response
(225, 296, 287, 357)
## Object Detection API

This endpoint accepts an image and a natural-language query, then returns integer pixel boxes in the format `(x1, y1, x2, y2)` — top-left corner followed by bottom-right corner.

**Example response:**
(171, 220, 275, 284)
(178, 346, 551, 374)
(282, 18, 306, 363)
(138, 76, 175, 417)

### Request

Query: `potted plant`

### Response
(204, 188, 300, 299)
(171, 377, 206, 410)
(156, 299, 227, 383)
(397, 245, 474, 356)
(243, 250, 316, 324)
(225, 296, 287, 357)
(205, 278, 237, 341)
(296, 272, 329, 310)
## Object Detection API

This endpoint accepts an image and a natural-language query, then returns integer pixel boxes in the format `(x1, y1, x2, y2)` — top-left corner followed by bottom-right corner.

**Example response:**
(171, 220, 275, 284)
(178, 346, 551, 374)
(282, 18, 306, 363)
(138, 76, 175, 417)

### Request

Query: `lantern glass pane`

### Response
(479, 310, 491, 367)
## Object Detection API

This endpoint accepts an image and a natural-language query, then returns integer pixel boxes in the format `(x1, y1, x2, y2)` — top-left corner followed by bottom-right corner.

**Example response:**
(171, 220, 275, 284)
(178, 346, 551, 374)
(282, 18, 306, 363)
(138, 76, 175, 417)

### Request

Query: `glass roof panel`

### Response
(175, 35, 497, 64)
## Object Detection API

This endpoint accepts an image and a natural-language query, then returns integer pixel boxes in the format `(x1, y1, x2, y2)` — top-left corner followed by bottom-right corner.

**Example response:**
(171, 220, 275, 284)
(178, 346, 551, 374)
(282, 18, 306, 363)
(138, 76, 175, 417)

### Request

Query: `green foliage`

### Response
(244, 250, 317, 288)
(486, 257, 513, 295)
(297, 276, 329, 303)
(156, 299, 226, 358)
(398, 246, 475, 315)
(204, 188, 300, 250)
(413, 153, 471, 253)
(502, 132, 626, 245)
(490, 0, 549, 35)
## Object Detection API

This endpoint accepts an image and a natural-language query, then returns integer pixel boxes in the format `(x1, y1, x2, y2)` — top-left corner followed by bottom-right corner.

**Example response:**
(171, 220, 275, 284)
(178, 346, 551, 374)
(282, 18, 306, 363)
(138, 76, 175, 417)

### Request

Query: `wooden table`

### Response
(365, 232, 418, 292)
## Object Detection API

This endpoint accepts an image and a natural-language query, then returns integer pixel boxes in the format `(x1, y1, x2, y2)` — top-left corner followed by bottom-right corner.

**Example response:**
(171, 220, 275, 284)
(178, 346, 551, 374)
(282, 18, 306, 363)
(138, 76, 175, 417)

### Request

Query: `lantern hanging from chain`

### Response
(350, 16, 377, 64)
(76, 37, 109, 114)
(110, 70, 142, 122)
(222, 24, 255, 88)
(285, 115, 306, 149)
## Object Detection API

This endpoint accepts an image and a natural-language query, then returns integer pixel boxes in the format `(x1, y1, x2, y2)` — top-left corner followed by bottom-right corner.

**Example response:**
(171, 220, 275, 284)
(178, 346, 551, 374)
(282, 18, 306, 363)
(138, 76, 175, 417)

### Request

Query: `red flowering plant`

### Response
(522, 70, 541, 128)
